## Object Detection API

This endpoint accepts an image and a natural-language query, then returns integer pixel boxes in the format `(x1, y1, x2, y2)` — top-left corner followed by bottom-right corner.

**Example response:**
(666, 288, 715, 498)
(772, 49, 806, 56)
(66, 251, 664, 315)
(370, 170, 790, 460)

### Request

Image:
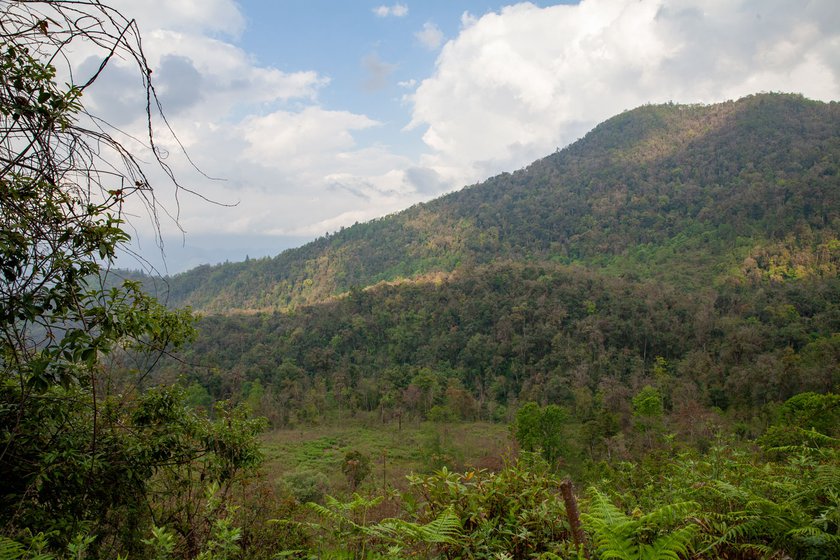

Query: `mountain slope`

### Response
(152, 93, 840, 426)
(164, 93, 839, 313)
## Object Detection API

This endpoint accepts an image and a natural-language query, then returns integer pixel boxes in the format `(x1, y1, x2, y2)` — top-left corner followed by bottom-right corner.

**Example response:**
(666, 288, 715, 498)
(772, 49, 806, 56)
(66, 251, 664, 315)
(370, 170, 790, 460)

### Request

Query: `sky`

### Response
(77, 0, 840, 274)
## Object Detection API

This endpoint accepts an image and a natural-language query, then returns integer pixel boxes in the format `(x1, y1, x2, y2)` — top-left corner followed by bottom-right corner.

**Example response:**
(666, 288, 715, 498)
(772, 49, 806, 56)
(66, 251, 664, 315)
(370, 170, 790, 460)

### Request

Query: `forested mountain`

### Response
(161, 93, 839, 312)
(154, 93, 839, 432)
(5, 0, 837, 553)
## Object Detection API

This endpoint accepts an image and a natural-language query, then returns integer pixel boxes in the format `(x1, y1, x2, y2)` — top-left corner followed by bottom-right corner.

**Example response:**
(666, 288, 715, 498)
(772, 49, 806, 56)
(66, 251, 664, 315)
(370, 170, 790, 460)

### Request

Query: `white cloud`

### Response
(415, 22, 444, 50)
(72, 0, 416, 253)
(461, 11, 478, 29)
(362, 53, 397, 91)
(111, 0, 245, 37)
(74, 0, 840, 271)
(81, 28, 327, 135)
(373, 4, 409, 18)
(142, 30, 327, 108)
(407, 0, 840, 187)
(239, 107, 379, 171)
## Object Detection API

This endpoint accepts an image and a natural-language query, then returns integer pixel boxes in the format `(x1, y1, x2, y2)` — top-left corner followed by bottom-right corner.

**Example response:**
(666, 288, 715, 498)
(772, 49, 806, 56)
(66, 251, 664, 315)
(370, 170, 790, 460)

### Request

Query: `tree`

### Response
(0, 2, 262, 555)
(341, 450, 371, 491)
(632, 385, 665, 450)
(632, 385, 665, 419)
(0, 0, 194, 394)
(513, 401, 572, 466)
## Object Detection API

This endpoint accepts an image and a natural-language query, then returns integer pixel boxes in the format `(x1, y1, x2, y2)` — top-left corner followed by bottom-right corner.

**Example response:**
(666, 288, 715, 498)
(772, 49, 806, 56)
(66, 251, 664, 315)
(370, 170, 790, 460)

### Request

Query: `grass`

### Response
(260, 415, 512, 497)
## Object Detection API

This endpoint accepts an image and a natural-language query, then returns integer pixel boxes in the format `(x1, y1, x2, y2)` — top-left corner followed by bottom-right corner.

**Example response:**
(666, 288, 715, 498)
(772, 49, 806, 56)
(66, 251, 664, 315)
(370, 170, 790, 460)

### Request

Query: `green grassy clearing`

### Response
(260, 416, 512, 498)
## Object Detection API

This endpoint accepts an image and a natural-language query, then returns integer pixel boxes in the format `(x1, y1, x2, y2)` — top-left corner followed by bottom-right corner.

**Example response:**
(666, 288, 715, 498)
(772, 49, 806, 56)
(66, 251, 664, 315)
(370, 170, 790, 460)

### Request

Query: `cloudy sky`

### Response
(81, 0, 840, 273)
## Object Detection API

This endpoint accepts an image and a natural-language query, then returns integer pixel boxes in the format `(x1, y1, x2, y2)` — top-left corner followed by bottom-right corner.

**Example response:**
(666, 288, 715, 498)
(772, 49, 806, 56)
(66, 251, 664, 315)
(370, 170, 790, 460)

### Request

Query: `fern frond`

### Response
(732, 541, 774, 556)
(0, 536, 53, 560)
(787, 525, 832, 538)
(0, 538, 24, 560)
(641, 501, 698, 527)
(586, 489, 628, 528)
(812, 463, 840, 493)
(374, 508, 461, 545)
(306, 500, 367, 534)
(786, 525, 840, 553)
(583, 488, 699, 560)
(648, 524, 697, 559)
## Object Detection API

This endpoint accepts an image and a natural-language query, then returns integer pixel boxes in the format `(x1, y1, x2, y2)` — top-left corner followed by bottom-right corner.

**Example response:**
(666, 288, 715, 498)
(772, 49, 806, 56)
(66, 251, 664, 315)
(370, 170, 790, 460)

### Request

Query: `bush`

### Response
(341, 450, 372, 490)
(280, 469, 330, 504)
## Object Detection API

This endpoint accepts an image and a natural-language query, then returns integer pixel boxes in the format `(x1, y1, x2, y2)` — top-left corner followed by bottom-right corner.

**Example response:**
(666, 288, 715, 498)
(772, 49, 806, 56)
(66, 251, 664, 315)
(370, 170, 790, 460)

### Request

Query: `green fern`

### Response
(582, 489, 698, 560)
(701, 463, 840, 559)
(307, 493, 459, 557)
(373, 508, 460, 545)
(0, 534, 55, 560)
(0, 537, 24, 560)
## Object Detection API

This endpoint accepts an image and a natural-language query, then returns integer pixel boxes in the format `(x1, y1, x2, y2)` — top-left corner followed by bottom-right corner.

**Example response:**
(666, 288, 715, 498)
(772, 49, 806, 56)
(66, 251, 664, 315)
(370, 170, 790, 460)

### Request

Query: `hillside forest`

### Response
(1, 2, 839, 559)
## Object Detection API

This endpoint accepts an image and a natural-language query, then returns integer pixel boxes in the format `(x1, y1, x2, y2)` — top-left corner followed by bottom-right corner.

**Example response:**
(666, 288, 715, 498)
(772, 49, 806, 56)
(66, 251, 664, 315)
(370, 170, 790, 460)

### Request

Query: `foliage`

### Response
(513, 402, 573, 467)
(0, 532, 100, 560)
(194, 517, 241, 560)
(698, 448, 840, 559)
(305, 493, 459, 559)
(758, 392, 840, 452)
(0, 2, 269, 558)
(407, 455, 571, 559)
(3, 4, 840, 558)
(0, 381, 266, 554)
(164, 256, 839, 436)
(142, 526, 176, 560)
(593, 434, 840, 560)
(147, 94, 839, 449)
(163, 94, 840, 313)
(582, 490, 698, 560)
(632, 386, 664, 419)
(282, 469, 331, 505)
(342, 450, 372, 490)
(778, 392, 840, 433)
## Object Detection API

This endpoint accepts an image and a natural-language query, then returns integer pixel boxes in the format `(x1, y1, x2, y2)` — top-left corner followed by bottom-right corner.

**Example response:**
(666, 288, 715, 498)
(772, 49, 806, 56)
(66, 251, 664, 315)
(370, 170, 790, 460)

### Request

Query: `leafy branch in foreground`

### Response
(0, 2, 260, 557)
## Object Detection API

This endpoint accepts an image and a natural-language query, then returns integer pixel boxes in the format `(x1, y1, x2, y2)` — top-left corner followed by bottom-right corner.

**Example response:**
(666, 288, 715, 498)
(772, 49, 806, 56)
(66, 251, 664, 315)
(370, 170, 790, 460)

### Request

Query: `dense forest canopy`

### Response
(154, 94, 839, 431)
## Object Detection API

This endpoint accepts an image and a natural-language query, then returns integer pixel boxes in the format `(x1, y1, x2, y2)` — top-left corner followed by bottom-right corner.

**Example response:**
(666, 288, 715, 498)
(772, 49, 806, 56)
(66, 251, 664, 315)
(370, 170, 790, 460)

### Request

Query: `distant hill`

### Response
(151, 93, 839, 425)
(161, 93, 839, 313)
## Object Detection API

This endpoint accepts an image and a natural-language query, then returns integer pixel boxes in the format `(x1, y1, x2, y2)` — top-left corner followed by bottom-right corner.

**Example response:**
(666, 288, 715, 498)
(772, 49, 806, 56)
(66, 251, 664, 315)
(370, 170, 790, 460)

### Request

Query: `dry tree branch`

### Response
(1, 0, 229, 261)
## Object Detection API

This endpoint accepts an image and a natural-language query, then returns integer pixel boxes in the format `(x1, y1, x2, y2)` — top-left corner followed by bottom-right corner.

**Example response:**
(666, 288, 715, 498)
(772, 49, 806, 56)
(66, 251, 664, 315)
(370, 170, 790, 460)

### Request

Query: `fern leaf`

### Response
(648, 524, 697, 559)
(0, 538, 24, 560)
(306, 500, 367, 534)
(640, 501, 698, 527)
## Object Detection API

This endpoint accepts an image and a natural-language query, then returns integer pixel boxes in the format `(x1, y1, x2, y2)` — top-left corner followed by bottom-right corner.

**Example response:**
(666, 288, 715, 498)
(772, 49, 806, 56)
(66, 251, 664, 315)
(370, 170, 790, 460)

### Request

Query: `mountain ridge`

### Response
(152, 92, 840, 424)
(159, 93, 839, 313)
